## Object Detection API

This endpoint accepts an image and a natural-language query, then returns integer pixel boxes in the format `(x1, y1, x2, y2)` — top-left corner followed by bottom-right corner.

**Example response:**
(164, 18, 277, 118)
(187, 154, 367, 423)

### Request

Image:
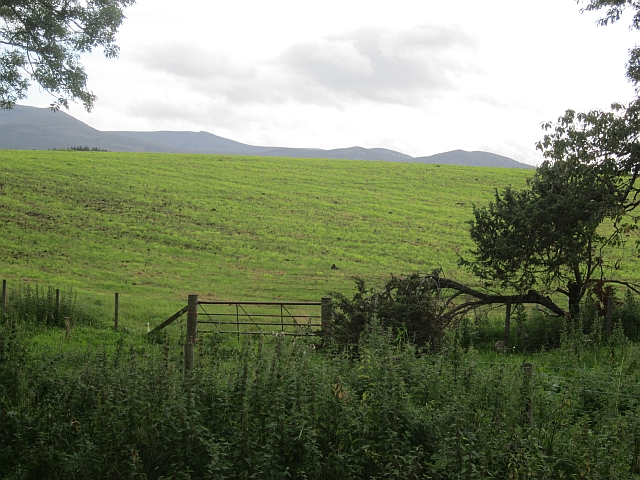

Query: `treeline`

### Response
(50, 146, 109, 152)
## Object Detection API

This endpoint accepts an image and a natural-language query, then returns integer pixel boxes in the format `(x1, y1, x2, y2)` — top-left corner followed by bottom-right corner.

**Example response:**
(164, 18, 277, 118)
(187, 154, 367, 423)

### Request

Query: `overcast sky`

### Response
(22, 0, 640, 165)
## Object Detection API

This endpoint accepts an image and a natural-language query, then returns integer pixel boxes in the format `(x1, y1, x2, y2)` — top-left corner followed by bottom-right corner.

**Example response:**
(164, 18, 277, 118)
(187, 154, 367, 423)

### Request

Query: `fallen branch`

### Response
(422, 274, 566, 320)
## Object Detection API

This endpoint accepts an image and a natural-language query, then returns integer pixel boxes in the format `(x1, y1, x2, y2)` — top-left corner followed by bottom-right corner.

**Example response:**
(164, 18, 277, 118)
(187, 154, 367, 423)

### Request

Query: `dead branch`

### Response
(420, 274, 567, 321)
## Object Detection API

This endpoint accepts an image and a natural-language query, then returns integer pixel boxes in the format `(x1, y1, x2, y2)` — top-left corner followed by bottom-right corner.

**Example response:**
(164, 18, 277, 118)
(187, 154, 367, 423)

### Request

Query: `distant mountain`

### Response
(0, 105, 185, 153)
(0, 105, 534, 168)
(109, 130, 268, 155)
(414, 150, 531, 168)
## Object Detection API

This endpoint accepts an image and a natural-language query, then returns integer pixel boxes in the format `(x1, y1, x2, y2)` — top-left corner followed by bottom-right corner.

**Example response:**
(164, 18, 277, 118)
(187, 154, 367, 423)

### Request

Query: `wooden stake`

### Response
(504, 300, 512, 348)
(185, 294, 199, 371)
(321, 297, 332, 335)
(606, 295, 613, 339)
(522, 362, 534, 427)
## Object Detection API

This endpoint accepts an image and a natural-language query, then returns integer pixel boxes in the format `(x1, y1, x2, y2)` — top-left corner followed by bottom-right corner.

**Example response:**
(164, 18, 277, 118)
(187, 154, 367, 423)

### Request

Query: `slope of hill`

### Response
(0, 149, 636, 317)
(254, 146, 415, 162)
(0, 149, 536, 308)
(110, 130, 269, 155)
(0, 105, 534, 168)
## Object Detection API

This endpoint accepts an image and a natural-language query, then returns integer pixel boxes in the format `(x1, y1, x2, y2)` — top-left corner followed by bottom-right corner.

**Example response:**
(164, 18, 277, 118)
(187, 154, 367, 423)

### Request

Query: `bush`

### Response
(617, 289, 640, 341)
(327, 274, 445, 351)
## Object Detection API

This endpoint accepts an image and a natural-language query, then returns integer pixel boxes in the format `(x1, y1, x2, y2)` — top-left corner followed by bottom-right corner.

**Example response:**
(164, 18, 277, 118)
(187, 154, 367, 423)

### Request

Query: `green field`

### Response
(7, 150, 640, 478)
(1, 149, 639, 329)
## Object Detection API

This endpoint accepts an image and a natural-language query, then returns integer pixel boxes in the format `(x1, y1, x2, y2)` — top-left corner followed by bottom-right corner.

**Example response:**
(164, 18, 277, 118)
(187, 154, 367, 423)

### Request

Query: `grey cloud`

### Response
(131, 24, 479, 108)
(130, 44, 257, 81)
(280, 24, 479, 104)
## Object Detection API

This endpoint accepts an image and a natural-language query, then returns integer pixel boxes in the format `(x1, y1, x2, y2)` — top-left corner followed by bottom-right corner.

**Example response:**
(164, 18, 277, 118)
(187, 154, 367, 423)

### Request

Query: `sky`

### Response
(22, 0, 640, 165)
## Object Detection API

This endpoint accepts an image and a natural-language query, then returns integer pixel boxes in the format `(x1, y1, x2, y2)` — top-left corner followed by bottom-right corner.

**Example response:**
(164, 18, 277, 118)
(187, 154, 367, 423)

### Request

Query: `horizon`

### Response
(18, 0, 639, 167)
(3, 104, 532, 166)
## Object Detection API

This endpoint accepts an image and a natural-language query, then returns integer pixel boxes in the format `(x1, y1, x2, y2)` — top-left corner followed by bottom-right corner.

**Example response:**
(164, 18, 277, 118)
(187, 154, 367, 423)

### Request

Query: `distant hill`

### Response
(414, 150, 531, 168)
(0, 105, 183, 153)
(109, 130, 268, 155)
(0, 105, 534, 168)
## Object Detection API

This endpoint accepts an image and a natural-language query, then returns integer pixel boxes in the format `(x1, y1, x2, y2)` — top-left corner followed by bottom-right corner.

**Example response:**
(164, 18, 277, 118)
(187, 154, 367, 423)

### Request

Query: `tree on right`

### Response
(461, 1, 640, 318)
(461, 155, 623, 319)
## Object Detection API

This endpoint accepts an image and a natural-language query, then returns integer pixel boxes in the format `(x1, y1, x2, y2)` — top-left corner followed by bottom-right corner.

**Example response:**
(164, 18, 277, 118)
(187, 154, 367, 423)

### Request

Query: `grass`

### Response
(0, 149, 537, 324)
(4, 316, 640, 479)
(4, 148, 640, 476)
(2, 149, 640, 332)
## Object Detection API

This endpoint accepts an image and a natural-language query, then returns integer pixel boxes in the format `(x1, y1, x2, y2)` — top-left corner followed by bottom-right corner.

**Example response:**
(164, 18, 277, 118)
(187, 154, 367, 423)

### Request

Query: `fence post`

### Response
(606, 295, 613, 339)
(185, 294, 199, 371)
(55, 288, 60, 313)
(114, 293, 119, 331)
(2, 279, 6, 314)
(504, 300, 512, 348)
(321, 297, 332, 335)
(521, 362, 534, 428)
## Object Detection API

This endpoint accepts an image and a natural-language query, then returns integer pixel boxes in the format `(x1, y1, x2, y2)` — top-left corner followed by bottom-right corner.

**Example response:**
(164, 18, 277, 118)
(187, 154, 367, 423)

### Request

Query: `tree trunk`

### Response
(567, 281, 581, 321)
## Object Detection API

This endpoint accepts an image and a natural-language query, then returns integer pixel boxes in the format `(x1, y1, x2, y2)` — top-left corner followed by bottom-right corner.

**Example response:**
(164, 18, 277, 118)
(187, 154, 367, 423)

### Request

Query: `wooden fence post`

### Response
(185, 294, 199, 371)
(606, 295, 613, 339)
(2, 279, 6, 314)
(321, 297, 332, 335)
(55, 288, 60, 313)
(522, 362, 534, 428)
(504, 300, 512, 348)
(114, 293, 119, 331)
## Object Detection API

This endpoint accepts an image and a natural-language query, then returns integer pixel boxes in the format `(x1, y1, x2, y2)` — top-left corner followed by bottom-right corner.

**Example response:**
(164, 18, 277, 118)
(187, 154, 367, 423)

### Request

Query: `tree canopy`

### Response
(462, 158, 623, 317)
(580, 0, 640, 85)
(0, 0, 135, 111)
(460, 1, 640, 318)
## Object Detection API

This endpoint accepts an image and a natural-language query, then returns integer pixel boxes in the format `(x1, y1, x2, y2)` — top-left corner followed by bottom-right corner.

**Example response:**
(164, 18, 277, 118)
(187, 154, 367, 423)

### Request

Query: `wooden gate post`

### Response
(185, 294, 199, 371)
(321, 297, 332, 335)
(606, 295, 613, 339)
(504, 300, 512, 348)
(2, 279, 6, 314)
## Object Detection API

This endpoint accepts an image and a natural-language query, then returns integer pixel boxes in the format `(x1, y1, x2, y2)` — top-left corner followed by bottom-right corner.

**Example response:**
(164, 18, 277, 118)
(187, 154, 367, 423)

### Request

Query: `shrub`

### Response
(4, 283, 97, 328)
(617, 289, 640, 341)
(327, 274, 445, 351)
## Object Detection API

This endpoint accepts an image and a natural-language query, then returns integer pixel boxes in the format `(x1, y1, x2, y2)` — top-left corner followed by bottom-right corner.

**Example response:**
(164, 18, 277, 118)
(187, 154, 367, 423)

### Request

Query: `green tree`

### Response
(580, 0, 640, 85)
(554, 1, 640, 192)
(0, 0, 135, 111)
(461, 1, 640, 318)
(537, 104, 640, 221)
(462, 158, 622, 318)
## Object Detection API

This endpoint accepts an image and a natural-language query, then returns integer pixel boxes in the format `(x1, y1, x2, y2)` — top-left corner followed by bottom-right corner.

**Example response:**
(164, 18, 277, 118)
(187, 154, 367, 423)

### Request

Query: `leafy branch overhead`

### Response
(0, 0, 135, 111)
(580, 0, 640, 85)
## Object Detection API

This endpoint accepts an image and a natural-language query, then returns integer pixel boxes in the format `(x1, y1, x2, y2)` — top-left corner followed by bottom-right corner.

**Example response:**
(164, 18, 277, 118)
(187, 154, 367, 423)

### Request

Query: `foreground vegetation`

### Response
(4, 307, 640, 480)
(4, 149, 640, 478)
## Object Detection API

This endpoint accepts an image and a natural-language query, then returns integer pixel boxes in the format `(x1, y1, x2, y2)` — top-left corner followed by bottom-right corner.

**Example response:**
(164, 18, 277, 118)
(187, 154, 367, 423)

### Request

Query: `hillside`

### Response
(415, 150, 531, 168)
(0, 105, 534, 168)
(0, 150, 543, 313)
(1, 149, 637, 318)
